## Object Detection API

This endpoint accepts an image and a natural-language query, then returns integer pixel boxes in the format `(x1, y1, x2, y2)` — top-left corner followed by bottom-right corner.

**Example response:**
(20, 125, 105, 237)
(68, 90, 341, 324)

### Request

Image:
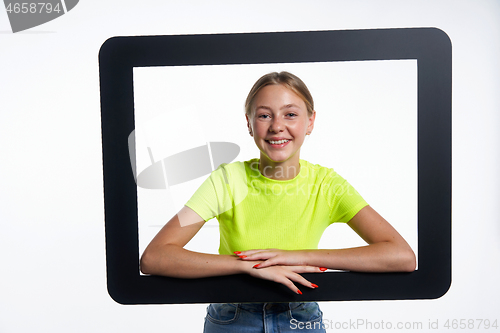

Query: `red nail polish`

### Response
(239, 255, 247, 258)
(297, 289, 303, 295)
(311, 284, 318, 288)
(253, 264, 260, 268)
(319, 267, 327, 271)
(234, 251, 241, 254)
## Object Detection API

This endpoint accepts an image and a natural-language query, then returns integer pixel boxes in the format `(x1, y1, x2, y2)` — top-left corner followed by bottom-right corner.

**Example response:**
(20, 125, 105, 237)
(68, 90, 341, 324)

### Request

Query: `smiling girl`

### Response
(140, 71, 416, 332)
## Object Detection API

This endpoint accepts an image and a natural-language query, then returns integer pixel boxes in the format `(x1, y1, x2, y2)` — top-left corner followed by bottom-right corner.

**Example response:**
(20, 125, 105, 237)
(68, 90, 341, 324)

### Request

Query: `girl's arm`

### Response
(140, 206, 242, 278)
(239, 205, 416, 273)
(140, 206, 323, 293)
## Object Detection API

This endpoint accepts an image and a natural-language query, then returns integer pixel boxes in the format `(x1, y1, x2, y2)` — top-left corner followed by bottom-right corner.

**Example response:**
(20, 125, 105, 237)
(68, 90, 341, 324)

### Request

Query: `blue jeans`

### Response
(203, 302, 326, 333)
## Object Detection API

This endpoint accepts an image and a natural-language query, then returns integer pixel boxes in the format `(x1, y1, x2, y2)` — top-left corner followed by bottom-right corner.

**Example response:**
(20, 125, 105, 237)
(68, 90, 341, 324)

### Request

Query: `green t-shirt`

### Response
(185, 159, 368, 255)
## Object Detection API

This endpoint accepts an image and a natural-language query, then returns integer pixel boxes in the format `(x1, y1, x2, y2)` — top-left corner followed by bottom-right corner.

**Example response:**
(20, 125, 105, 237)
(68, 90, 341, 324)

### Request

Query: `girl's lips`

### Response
(266, 139, 291, 148)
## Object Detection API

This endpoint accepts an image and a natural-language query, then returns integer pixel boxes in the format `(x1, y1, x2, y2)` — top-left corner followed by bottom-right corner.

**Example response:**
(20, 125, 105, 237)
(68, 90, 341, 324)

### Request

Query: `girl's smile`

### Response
(246, 84, 315, 179)
(266, 137, 291, 148)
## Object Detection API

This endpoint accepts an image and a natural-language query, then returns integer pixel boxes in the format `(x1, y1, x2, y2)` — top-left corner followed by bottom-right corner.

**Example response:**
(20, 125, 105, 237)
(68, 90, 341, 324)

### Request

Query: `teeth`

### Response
(268, 139, 289, 145)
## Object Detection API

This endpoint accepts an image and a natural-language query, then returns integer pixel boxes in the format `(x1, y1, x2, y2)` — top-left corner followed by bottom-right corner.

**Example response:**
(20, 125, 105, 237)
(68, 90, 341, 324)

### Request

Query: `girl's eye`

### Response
(287, 113, 297, 117)
(258, 114, 270, 119)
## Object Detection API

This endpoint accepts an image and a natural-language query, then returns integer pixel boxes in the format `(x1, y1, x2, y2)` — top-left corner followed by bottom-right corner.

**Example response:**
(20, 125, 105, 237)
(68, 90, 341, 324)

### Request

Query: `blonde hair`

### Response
(245, 71, 314, 117)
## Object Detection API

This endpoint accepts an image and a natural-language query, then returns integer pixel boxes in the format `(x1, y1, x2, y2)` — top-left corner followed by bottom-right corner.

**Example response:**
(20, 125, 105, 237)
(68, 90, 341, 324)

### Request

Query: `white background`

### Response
(134, 61, 417, 258)
(1, 1, 499, 332)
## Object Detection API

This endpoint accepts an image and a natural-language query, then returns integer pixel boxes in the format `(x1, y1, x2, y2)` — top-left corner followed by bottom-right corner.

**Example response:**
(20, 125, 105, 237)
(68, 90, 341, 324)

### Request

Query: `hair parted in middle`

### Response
(244, 71, 314, 118)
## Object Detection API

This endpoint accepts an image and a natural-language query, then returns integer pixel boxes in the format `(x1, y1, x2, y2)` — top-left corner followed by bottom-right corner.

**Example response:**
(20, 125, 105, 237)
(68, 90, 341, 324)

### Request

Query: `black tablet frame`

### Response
(99, 28, 452, 304)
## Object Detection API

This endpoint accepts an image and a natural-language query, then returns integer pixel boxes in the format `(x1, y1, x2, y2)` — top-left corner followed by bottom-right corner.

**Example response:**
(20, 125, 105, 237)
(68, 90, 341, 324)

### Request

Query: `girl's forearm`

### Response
(140, 244, 253, 278)
(302, 242, 416, 273)
(298, 205, 416, 273)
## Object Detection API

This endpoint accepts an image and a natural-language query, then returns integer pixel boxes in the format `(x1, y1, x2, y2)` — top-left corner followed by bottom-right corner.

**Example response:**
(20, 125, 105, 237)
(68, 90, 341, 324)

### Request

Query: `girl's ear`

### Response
(307, 111, 316, 135)
(245, 114, 253, 136)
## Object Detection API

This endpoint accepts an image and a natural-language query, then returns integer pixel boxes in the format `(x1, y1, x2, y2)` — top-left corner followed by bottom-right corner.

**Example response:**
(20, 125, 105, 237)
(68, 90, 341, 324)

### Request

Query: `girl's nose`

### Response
(269, 118, 284, 132)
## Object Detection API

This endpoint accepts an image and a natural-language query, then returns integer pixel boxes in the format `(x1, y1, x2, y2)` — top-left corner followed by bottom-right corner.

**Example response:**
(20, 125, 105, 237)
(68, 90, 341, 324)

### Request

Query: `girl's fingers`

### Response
(281, 271, 318, 292)
(235, 249, 279, 256)
(248, 265, 319, 294)
(288, 265, 326, 273)
(238, 250, 305, 267)
(278, 277, 301, 294)
(236, 251, 276, 260)
(251, 261, 325, 271)
(236, 254, 270, 260)
(247, 253, 276, 261)
(234, 249, 264, 256)
(235, 249, 256, 255)
(249, 258, 276, 268)
(274, 271, 307, 294)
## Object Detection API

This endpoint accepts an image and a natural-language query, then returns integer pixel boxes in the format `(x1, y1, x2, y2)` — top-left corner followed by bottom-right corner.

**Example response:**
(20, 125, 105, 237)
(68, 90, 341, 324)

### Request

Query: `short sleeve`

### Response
(327, 172, 369, 223)
(184, 167, 229, 222)
(185, 162, 249, 222)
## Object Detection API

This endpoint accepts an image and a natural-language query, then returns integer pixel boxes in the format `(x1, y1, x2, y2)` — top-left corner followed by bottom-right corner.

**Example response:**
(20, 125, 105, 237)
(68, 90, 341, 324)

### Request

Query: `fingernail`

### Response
(319, 267, 327, 271)
(253, 264, 260, 268)
(311, 284, 318, 288)
(297, 289, 303, 295)
(234, 251, 241, 254)
(239, 255, 247, 258)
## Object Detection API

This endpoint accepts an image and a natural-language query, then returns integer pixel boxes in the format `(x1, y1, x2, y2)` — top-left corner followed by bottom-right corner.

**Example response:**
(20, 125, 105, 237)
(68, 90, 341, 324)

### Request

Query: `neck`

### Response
(258, 156, 300, 180)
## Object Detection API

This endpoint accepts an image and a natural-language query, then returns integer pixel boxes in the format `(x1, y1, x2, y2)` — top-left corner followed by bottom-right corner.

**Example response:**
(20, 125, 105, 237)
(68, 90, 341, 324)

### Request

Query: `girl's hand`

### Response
(239, 260, 321, 294)
(235, 249, 315, 269)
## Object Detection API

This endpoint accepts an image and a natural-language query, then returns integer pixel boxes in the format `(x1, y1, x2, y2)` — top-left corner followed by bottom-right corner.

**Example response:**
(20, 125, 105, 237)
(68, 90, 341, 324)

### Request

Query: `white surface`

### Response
(1, 1, 499, 332)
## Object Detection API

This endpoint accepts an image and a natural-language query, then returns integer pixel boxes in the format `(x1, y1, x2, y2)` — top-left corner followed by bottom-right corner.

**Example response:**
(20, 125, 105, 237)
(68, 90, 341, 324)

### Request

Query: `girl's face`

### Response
(246, 84, 315, 170)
